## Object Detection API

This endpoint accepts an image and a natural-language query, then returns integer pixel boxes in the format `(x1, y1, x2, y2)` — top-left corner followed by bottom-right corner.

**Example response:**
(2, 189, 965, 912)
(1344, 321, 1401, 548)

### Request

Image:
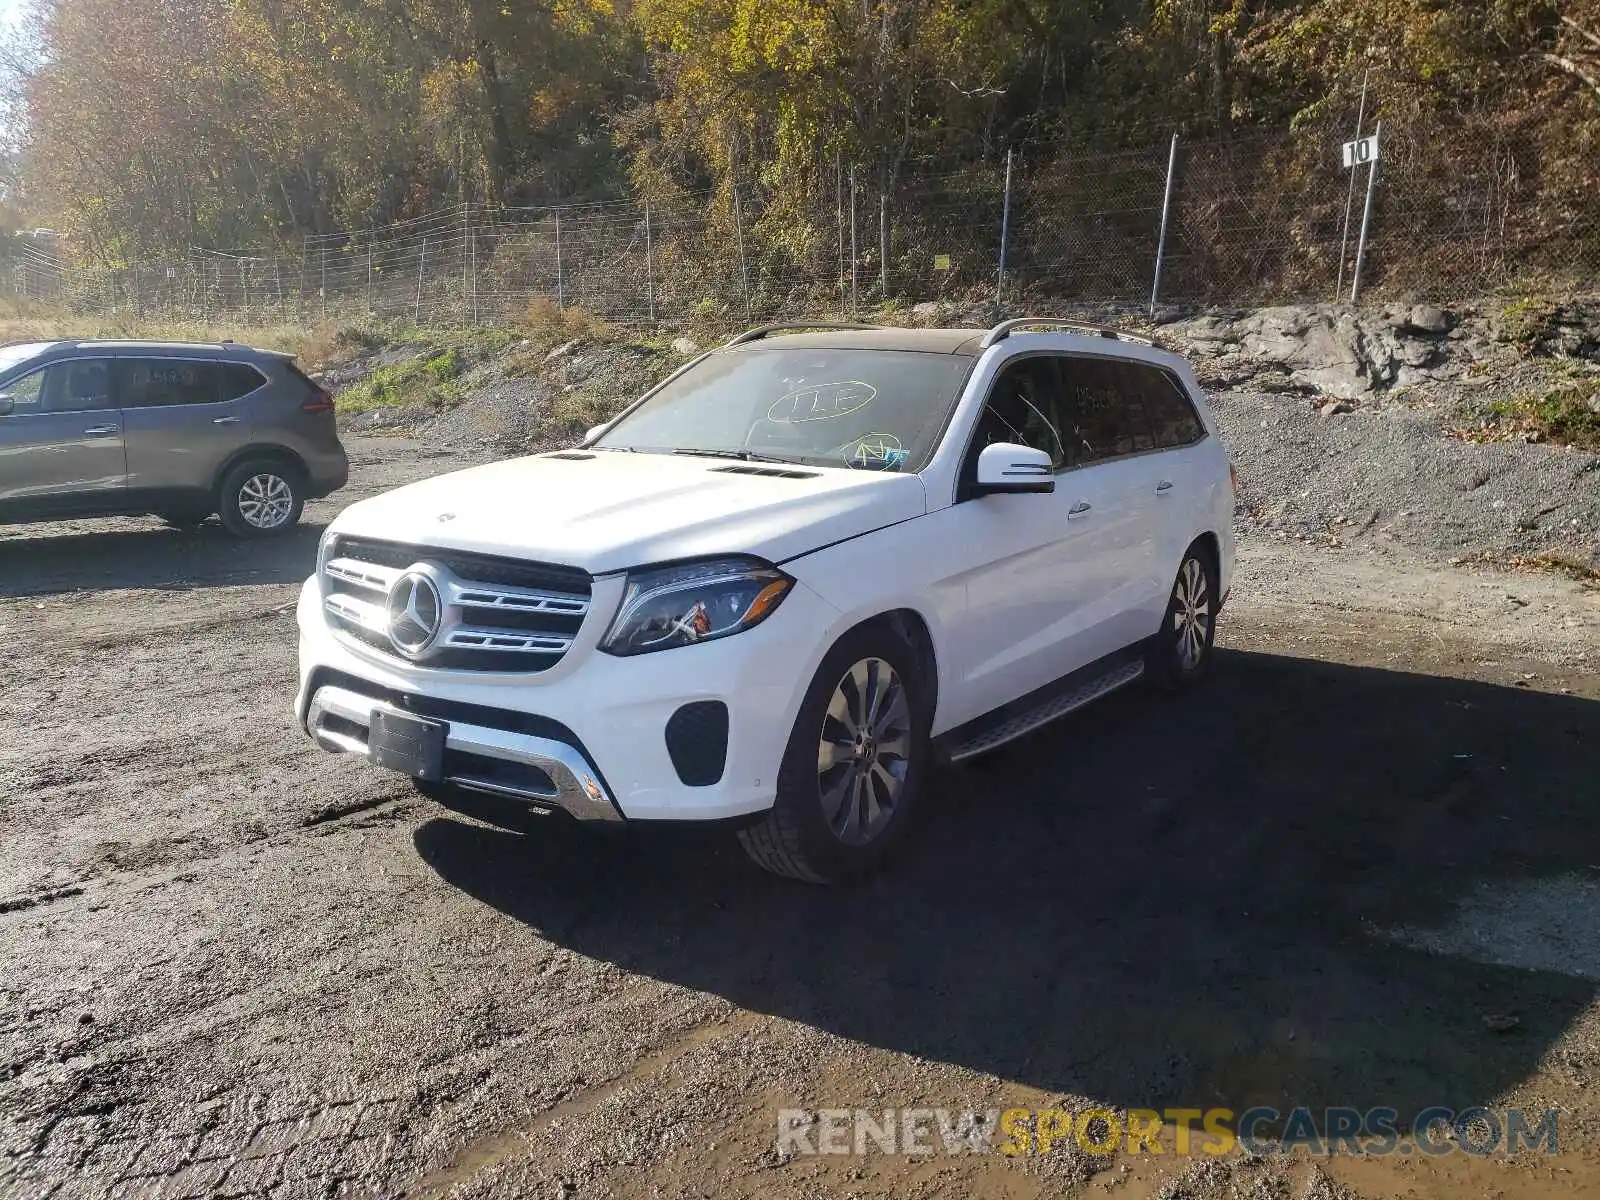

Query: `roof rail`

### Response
(979, 317, 1155, 350)
(724, 321, 885, 347)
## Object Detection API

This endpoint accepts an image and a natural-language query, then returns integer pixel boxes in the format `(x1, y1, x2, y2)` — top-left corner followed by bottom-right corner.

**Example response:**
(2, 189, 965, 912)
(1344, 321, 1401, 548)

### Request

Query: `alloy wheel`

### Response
(816, 657, 912, 846)
(1173, 556, 1211, 671)
(238, 473, 295, 530)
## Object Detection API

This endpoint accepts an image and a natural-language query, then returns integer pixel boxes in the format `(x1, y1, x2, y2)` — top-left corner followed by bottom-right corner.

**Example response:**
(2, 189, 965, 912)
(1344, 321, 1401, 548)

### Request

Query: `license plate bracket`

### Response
(369, 709, 447, 782)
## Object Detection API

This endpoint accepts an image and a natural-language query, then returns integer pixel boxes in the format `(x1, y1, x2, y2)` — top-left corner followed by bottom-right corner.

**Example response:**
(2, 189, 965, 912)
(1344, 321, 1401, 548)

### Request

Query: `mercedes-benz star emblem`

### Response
(386, 569, 444, 658)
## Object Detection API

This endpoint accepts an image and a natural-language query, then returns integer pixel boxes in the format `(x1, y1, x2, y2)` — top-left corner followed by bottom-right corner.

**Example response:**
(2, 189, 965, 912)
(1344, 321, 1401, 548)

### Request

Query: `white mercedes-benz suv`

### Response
(296, 318, 1236, 882)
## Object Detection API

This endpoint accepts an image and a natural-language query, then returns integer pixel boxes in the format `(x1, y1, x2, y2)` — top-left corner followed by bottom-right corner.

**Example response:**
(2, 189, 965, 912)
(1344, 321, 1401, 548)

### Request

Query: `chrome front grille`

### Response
(321, 536, 592, 673)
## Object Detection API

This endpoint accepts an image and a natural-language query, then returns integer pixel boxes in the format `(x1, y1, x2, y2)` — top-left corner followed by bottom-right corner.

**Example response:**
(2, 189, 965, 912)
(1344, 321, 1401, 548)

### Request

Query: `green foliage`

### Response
(1486, 384, 1600, 449)
(17, 0, 1600, 270)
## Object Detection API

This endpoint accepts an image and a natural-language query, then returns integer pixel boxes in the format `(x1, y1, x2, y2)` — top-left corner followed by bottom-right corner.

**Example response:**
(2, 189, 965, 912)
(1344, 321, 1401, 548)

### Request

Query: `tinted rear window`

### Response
(116, 359, 265, 407)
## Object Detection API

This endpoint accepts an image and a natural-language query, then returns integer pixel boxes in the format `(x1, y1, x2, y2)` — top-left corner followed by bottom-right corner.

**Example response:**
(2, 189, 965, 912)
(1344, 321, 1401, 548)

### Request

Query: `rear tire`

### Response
(737, 623, 931, 883)
(218, 459, 304, 538)
(1146, 542, 1218, 690)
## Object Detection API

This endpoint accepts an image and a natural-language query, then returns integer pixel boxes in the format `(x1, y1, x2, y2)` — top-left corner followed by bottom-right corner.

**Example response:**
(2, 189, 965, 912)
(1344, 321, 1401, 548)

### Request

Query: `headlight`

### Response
(316, 527, 338, 576)
(600, 557, 793, 656)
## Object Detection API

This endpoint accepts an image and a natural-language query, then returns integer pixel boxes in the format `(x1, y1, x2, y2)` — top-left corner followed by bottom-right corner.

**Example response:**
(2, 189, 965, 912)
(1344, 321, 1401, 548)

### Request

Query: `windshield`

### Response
(595, 347, 974, 472)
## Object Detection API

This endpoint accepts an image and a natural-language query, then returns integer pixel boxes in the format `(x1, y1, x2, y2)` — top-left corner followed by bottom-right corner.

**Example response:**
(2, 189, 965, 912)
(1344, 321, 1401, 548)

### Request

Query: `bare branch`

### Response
(1560, 15, 1600, 53)
(1543, 51, 1600, 94)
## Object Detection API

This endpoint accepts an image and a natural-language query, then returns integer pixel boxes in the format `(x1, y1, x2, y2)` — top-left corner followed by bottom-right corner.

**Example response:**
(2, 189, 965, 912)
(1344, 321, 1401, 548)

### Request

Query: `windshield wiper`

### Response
(670, 448, 805, 465)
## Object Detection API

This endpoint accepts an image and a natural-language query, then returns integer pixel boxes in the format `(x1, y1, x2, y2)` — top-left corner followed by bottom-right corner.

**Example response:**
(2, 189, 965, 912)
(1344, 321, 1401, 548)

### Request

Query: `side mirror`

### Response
(974, 442, 1054, 495)
(0, 394, 13, 417)
(583, 422, 609, 444)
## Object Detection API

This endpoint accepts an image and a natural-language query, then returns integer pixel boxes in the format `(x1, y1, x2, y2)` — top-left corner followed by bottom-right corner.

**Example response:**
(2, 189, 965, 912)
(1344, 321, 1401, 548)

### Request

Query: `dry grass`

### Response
(517, 298, 613, 347)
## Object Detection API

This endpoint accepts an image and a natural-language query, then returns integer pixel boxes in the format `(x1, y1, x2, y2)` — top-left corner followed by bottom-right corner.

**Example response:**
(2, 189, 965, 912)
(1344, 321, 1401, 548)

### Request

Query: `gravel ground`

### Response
(1216, 390, 1599, 568)
(1, 430, 1598, 1200)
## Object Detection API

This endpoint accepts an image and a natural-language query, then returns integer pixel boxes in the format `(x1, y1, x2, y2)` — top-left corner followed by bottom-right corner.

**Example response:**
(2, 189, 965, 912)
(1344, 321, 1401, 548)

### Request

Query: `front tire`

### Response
(1147, 543, 1218, 689)
(737, 624, 931, 883)
(218, 460, 304, 538)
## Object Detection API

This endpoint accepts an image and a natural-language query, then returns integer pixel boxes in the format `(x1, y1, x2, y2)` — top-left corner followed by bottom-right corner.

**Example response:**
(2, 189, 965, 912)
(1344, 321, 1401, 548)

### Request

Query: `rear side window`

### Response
(1128, 364, 1206, 448)
(116, 359, 264, 407)
(217, 363, 268, 402)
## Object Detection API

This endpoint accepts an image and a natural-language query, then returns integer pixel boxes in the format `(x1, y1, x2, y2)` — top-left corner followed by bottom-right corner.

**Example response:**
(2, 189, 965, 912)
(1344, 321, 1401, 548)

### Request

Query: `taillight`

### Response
(301, 387, 334, 414)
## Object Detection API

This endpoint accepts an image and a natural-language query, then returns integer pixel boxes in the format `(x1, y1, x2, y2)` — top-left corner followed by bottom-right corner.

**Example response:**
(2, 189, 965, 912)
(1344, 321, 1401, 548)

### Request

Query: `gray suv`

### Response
(0, 339, 348, 537)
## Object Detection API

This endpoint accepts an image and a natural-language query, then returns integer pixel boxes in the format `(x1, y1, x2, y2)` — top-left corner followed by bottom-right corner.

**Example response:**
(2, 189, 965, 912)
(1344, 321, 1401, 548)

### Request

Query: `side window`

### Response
(117, 360, 223, 408)
(1139, 368, 1207, 448)
(1059, 357, 1151, 462)
(2, 368, 49, 413)
(42, 359, 115, 413)
(217, 363, 267, 402)
(972, 357, 1069, 468)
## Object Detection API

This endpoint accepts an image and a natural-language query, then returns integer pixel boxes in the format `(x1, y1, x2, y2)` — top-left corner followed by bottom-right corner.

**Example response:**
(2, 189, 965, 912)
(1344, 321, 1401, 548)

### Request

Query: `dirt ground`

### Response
(2, 436, 1599, 1200)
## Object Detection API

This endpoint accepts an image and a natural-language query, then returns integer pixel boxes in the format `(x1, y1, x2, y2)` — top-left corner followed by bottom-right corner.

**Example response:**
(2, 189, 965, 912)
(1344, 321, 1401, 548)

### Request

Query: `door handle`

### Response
(1156, 480, 1174, 494)
(213, 416, 241, 425)
(83, 424, 118, 437)
(1067, 500, 1093, 519)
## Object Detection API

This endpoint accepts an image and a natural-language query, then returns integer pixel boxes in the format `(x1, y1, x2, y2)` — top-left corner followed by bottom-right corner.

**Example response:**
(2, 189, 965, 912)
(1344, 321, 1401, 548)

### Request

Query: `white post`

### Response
(1336, 69, 1372, 301)
(1150, 133, 1179, 318)
(1350, 121, 1382, 305)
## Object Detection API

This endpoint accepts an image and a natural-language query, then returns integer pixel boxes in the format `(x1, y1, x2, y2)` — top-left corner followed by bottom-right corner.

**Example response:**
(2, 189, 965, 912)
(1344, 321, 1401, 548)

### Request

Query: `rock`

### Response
(1319, 400, 1354, 418)
(670, 336, 700, 356)
(1483, 1013, 1520, 1033)
(910, 301, 942, 323)
(1408, 304, 1454, 334)
(544, 339, 580, 362)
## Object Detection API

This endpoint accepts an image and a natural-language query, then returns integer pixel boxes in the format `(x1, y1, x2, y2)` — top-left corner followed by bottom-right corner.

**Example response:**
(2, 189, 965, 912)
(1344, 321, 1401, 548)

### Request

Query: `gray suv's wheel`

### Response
(218, 459, 304, 537)
(737, 623, 930, 883)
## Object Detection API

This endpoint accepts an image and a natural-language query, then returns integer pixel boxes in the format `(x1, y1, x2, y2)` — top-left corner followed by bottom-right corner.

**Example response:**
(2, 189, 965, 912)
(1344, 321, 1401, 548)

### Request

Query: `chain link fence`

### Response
(7, 116, 1597, 331)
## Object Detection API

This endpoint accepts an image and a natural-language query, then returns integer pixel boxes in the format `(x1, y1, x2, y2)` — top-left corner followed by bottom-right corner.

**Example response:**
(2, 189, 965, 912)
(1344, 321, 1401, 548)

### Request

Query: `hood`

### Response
(329, 451, 928, 573)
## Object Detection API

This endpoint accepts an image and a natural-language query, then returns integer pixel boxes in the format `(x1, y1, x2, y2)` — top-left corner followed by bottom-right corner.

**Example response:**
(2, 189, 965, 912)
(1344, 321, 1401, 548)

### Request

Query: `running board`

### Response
(944, 659, 1146, 764)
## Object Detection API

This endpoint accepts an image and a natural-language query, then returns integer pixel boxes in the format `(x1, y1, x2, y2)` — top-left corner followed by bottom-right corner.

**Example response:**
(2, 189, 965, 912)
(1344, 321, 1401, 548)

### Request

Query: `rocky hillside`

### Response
(312, 299, 1600, 574)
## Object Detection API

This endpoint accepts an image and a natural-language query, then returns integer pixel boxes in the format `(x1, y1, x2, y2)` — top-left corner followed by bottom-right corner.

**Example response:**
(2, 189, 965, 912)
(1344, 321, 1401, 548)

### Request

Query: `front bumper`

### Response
(294, 573, 839, 823)
(306, 682, 620, 821)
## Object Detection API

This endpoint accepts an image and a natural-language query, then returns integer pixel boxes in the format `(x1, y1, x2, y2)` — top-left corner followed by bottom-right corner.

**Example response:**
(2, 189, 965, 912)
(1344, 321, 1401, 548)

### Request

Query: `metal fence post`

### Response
(320, 246, 327, 320)
(461, 203, 470, 315)
(366, 247, 374, 314)
(1336, 69, 1372, 301)
(644, 198, 657, 325)
(996, 149, 1013, 315)
(836, 155, 846, 318)
(849, 165, 858, 318)
(554, 209, 565, 308)
(879, 191, 889, 298)
(731, 179, 752, 321)
(1350, 121, 1382, 304)
(470, 224, 479, 325)
(1150, 133, 1179, 318)
(415, 237, 428, 325)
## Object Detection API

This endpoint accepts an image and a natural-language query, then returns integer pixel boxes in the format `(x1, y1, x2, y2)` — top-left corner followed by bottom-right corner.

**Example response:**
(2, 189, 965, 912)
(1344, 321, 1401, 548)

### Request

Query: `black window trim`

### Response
(110, 353, 271, 410)
(955, 349, 1210, 501)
